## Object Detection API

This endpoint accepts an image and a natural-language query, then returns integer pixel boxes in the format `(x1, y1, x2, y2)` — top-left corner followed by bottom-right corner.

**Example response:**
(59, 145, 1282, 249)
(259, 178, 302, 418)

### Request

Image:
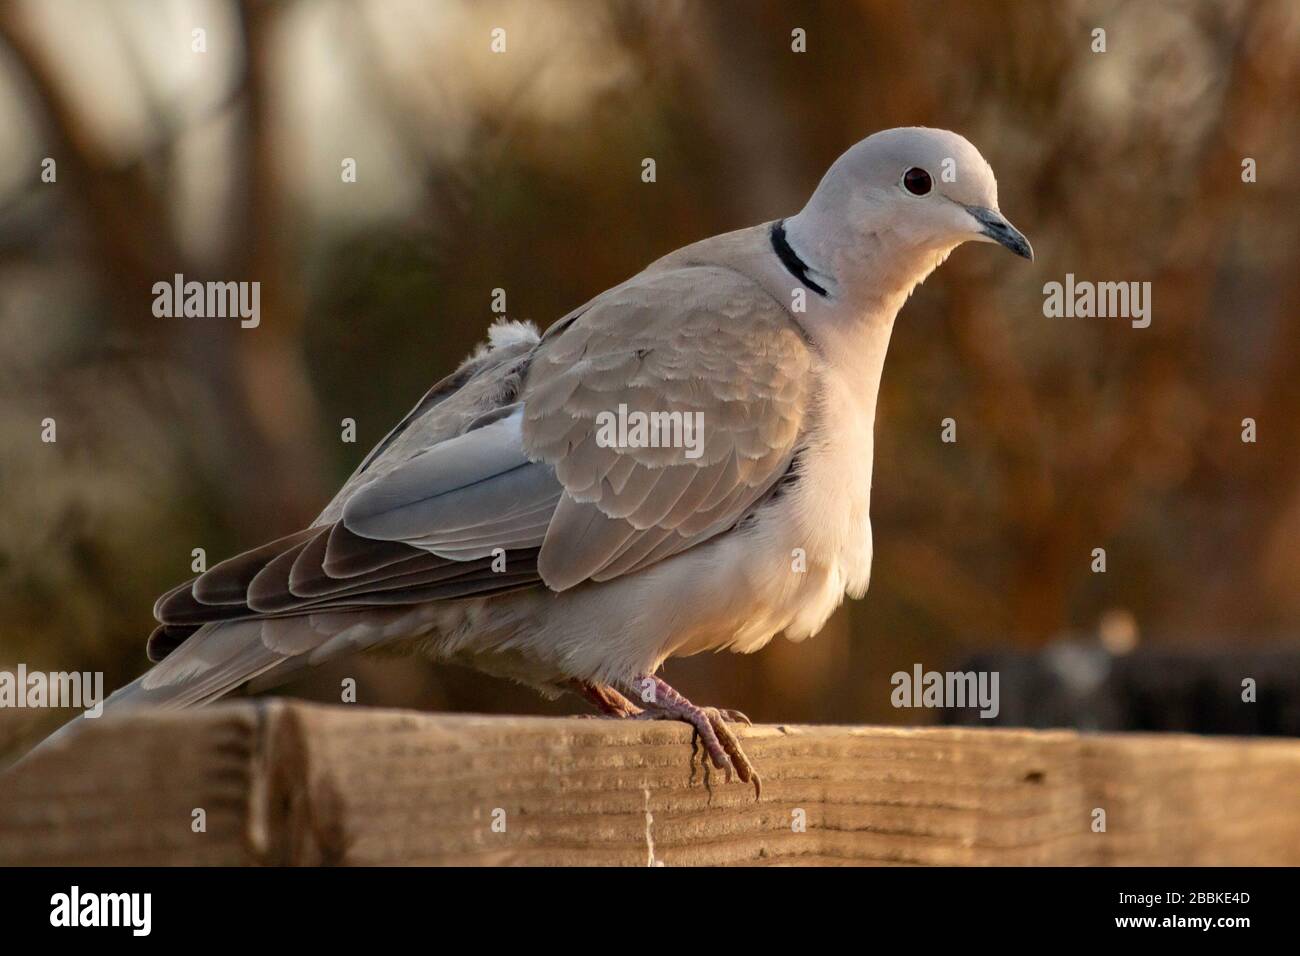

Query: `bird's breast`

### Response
(786, 362, 880, 603)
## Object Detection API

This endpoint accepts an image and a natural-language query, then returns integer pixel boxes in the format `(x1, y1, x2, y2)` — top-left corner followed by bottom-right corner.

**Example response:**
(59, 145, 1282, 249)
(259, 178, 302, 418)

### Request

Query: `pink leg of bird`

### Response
(567, 679, 643, 718)
(625, 675, 760, 798)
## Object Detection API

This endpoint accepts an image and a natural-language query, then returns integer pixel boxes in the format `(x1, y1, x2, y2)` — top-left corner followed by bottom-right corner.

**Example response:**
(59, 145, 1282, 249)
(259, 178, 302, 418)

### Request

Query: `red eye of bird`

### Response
(902, 167, 932, 196)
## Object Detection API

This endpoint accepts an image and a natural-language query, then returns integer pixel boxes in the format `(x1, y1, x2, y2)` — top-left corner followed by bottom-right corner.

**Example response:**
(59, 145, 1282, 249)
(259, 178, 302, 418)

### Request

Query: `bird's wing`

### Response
(148, 326, 545, 652)
(314, 319, 539, 525)
(131, 268, 809, 712)
(330, 264, 812, 593)
(522, 265, 812, 589)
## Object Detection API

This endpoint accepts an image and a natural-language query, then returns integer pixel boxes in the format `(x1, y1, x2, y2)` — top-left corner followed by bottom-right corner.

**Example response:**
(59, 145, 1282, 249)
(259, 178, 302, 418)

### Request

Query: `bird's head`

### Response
(786, 127, 1032, 302)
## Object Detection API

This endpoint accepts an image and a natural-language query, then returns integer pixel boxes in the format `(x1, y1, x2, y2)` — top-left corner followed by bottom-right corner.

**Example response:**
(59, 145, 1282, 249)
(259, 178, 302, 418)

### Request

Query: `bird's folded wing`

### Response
(343, 265, 811, 592)
(345, 265, 806, 595)
(148, 331, 545, 652)
(529, 265, 812, 587)
(147, 266, 810, 693)
(341, 405, 559, 557)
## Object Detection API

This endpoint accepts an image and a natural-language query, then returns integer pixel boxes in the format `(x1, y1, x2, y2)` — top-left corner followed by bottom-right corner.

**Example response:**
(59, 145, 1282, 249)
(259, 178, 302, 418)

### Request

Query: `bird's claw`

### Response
(695, 706, 761, 799)
(626, 677, 761, 799)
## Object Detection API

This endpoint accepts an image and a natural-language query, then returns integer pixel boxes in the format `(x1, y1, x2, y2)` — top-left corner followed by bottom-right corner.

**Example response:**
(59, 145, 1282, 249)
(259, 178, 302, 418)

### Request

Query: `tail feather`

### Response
(10, 611, 391, 769)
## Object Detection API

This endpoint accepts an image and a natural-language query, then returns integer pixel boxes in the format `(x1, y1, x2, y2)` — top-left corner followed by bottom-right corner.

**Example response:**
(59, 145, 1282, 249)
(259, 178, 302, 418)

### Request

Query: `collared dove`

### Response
(39, 128, 1032, 794)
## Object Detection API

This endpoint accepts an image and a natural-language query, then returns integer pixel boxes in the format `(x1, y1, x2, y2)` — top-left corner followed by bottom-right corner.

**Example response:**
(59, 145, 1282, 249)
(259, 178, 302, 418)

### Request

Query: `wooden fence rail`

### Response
(3, 701, 1298, 865)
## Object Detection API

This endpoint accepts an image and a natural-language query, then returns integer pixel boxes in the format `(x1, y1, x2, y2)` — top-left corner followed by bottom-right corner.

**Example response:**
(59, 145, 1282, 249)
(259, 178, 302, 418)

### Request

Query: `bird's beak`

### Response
(964, 205, 1034, 261)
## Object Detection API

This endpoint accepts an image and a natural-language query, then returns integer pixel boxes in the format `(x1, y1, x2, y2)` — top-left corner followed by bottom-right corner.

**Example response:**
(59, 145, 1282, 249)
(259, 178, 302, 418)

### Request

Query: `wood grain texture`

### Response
(3, 701, 1298, 866)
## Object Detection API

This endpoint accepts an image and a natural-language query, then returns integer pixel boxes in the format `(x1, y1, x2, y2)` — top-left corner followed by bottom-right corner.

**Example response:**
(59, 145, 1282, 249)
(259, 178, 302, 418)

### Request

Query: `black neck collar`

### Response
(770, 220, 828, 298)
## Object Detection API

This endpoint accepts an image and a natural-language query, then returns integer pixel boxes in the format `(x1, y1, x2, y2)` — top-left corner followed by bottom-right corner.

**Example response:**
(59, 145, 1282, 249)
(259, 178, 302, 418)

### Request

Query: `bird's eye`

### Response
(902, 167, 932, 196)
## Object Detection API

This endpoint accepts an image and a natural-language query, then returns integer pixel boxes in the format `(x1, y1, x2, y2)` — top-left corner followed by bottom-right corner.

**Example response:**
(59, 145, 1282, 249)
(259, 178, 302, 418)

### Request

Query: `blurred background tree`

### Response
(1, 0, 1297, 754)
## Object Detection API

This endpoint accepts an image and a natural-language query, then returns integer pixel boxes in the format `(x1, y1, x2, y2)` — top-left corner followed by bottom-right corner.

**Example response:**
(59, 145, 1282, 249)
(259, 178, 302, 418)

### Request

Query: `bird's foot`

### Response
(626, 675, 761, 799)
(566, 679, 644, 718)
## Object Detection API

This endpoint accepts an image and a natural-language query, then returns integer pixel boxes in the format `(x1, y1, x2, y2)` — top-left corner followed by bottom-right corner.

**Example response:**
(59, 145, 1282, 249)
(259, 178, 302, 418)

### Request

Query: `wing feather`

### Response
(522, 265, 810, 591)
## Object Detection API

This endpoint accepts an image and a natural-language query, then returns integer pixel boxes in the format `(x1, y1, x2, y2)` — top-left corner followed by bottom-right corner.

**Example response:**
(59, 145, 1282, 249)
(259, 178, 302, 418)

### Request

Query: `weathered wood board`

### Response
(3, 701, 1298, 865)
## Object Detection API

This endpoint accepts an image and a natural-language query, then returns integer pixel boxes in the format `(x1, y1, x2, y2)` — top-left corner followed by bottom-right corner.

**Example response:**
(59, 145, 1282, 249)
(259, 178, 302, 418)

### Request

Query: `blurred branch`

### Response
(0, 1, 183, 323)
(0, 0, 325, 534)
